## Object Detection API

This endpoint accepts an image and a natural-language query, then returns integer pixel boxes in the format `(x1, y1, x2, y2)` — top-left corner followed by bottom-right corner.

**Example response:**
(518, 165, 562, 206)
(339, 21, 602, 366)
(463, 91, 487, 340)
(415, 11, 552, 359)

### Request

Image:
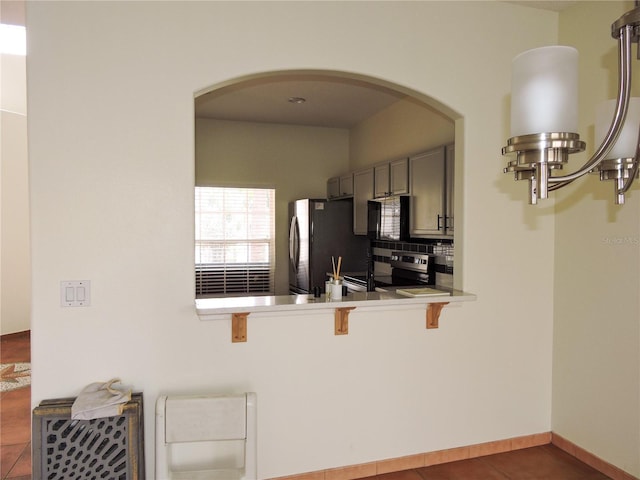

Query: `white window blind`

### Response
(195, 186, 275, 297)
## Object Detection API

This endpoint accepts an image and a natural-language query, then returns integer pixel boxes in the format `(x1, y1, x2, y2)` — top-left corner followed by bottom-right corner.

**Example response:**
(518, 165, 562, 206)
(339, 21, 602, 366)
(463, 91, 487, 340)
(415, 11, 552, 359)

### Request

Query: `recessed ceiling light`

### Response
(288, 97, 306, 104)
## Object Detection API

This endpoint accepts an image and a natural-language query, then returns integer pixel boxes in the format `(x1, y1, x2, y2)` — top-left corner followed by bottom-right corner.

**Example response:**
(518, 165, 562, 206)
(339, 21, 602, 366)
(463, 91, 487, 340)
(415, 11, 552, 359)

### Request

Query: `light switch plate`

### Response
(60, 280, 91, 307)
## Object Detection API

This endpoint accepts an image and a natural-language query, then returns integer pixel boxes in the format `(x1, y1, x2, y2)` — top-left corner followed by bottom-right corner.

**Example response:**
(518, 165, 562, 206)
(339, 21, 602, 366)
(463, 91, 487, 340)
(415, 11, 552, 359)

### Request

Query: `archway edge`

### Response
(194, 68, 462, 122)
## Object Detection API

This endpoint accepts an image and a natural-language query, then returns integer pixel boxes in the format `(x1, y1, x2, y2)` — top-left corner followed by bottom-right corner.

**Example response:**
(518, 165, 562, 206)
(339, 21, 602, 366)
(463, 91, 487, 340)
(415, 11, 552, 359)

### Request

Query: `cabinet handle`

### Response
(437, 214, 443, 231)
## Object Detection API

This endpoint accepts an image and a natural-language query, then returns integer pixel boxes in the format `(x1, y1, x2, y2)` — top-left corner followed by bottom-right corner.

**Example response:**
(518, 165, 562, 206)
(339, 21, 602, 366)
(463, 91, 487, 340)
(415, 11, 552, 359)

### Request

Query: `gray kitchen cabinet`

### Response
(374, 163, 390, 198)
(353, 168, 374, 235)
(390, 158, 409, 195)
(327, 173, 354, 199)
(445, 143, 455, 234)
(327, 176, 340, 199)
(409, 146, 450, 237)
(339, 173, 354, 197)
(374, 158, 409, 198)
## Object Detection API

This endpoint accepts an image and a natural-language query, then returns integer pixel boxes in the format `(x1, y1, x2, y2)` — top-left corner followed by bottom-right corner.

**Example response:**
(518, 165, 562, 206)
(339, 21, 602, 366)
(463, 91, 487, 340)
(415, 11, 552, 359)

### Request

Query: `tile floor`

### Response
(365, 445, 613, 480)
(1, 331, 31, 480)
(0, 331, 614, 480)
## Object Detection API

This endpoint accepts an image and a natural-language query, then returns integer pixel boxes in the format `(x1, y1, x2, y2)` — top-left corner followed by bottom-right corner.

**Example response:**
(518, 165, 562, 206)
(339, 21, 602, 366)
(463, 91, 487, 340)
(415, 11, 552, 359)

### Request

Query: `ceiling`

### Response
(195, 74, 408, 129)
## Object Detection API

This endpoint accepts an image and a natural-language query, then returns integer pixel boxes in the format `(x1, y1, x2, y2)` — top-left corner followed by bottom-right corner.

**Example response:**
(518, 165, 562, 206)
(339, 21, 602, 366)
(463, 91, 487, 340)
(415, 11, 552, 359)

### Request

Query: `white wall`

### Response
(195, 118, 349, 295)
(27, 2, 563, 478)
(553, 1, 640, 476)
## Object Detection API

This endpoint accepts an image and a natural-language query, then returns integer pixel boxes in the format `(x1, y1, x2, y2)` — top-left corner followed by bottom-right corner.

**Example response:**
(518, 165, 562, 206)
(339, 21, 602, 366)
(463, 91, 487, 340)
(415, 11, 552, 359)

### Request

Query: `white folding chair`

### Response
(155, 393, 256, 480)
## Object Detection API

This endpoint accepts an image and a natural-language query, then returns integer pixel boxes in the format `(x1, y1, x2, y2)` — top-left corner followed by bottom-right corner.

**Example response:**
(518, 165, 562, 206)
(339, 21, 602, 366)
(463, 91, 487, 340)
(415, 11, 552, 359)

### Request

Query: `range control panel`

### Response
(390, 251, 432, 273)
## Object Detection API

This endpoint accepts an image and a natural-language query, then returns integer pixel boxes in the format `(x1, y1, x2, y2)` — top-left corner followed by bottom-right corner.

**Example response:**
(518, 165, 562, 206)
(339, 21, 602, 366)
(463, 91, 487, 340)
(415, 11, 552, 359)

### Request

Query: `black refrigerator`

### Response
(289, 198, 369, 294)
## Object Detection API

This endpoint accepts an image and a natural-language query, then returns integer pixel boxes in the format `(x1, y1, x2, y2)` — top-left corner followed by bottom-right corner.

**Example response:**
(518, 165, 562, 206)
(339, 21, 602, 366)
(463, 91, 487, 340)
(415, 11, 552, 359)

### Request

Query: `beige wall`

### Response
(553, 1, 640, 476)
(1, 16, 30, 335)
(195, 118, 349, 294)
(26, 1, 624, 478)
(1, 110, 30, 335)
(349, 97, 455, 170)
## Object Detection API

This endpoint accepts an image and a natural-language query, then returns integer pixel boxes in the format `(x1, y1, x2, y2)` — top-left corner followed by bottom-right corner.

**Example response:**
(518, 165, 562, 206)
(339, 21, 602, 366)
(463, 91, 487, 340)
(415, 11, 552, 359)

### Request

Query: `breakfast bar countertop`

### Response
(196, 287, 476, 320)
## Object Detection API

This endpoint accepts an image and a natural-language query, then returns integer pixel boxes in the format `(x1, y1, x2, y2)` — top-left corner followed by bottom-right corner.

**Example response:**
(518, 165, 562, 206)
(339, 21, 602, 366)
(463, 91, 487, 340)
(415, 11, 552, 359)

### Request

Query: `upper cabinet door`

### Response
(445, 144, 455, 234)
(409, 147, 446, 237)
(353, 168, 374, 235)
(327, 174, 354, 199)
(374, 158, 408, 197)
(389, 158, 409, 195)
(327, 177, 340, 199)
(374, 164, 390, 198)
(339, 173, 354, 197)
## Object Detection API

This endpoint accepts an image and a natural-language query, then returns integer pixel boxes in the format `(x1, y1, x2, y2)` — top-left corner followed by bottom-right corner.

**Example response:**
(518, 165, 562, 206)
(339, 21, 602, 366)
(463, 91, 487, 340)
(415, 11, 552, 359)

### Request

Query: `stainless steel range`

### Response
(389, 251, 434, 286)
(341, 250, 435, 292)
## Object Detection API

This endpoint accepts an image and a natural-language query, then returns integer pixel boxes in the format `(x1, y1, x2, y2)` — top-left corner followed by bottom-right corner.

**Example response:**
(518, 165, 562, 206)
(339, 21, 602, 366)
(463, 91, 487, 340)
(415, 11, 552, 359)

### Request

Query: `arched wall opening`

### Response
(194, 69, 464, 295)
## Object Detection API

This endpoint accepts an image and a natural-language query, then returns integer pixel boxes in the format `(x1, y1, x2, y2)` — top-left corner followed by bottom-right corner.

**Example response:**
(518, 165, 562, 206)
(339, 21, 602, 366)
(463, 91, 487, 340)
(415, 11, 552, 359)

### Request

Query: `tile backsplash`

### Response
(371, 239, 454, 283)
(371, 239, 454, 264)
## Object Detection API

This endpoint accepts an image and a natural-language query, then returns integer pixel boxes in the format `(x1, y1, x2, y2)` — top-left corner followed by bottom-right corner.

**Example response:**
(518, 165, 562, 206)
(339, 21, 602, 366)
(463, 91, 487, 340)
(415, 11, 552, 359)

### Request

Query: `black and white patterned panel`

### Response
(43, 415, 129, 479)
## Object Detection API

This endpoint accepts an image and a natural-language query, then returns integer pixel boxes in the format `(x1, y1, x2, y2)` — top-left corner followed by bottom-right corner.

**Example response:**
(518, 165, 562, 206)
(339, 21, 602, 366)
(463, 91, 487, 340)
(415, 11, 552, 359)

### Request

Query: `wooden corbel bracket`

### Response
(335, 307, 356, 335)
(232, 312, 250, 342)
(426, 302, 449, 329)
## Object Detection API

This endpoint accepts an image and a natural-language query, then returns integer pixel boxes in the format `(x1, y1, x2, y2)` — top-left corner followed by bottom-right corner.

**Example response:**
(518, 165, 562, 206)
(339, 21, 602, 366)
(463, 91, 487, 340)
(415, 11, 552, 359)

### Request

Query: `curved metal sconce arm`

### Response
(549, 26, 634, 190)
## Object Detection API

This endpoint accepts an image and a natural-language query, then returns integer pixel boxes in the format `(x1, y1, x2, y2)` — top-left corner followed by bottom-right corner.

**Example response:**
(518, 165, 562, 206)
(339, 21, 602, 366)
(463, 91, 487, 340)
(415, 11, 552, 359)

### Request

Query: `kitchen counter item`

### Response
(329, 277, 344, 301)
(395, 287, 451, 297)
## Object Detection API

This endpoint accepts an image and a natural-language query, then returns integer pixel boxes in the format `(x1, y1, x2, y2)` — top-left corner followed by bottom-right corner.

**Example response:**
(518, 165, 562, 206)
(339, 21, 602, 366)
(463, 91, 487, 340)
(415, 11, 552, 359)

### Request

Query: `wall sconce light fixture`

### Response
(503, 4, 640, 205)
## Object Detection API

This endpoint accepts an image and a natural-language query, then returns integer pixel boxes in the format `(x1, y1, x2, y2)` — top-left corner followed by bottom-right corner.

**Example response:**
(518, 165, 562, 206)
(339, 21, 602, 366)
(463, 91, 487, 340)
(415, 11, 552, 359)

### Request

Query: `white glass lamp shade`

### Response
(595, 97, 640, 159)
(511, 46, 578, 137)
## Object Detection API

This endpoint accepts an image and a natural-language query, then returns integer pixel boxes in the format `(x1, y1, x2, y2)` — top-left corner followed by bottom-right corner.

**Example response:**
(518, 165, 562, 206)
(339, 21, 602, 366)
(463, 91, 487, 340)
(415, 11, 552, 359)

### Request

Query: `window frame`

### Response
(195, 186, 276, 297)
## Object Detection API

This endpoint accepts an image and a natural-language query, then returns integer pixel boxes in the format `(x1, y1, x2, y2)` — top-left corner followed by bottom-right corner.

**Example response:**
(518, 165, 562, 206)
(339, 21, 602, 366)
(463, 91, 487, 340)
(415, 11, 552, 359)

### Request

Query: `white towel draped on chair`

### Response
(71, 378, 132, 420)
